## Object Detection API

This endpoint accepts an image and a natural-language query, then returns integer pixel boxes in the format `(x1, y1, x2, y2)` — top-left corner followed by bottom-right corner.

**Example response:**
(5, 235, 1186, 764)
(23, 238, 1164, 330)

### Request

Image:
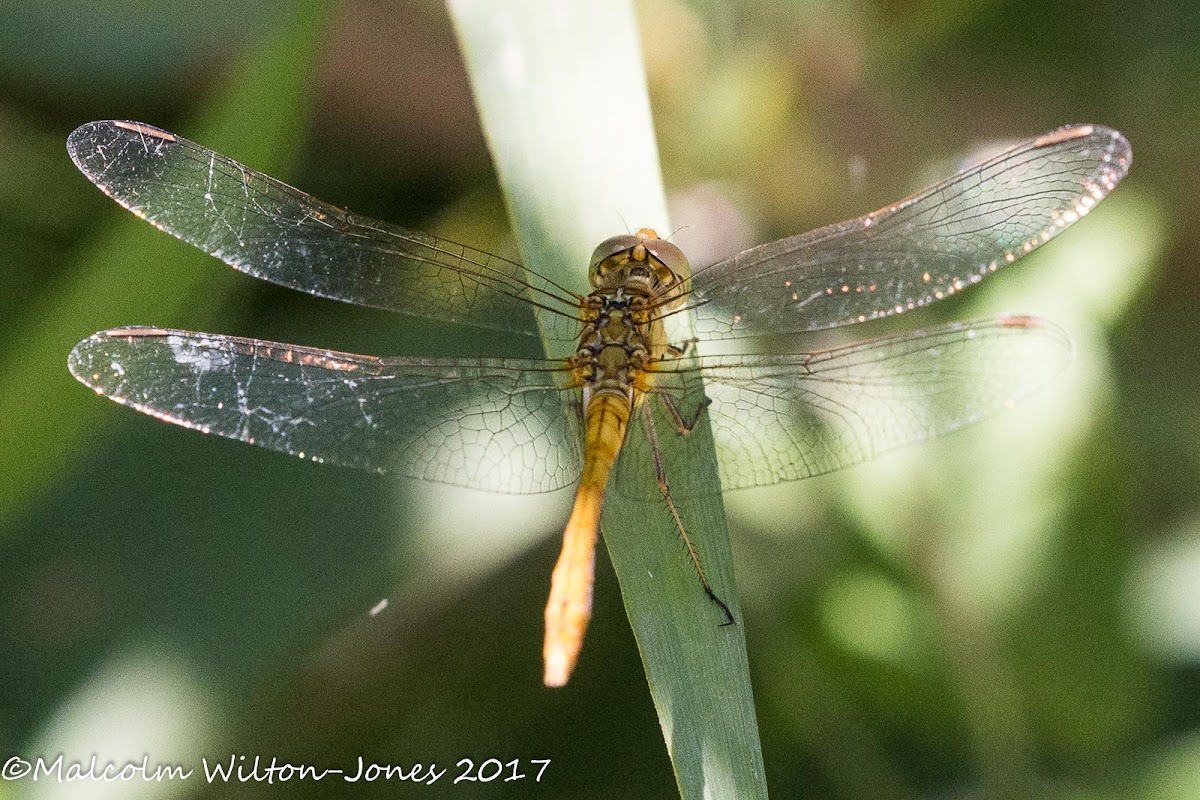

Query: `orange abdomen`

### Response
(542, 392, 631, 686)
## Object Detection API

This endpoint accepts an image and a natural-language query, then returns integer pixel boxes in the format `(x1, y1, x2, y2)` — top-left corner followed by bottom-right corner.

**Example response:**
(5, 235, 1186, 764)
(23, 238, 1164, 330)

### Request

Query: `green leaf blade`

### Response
(448, 1, 767, 797)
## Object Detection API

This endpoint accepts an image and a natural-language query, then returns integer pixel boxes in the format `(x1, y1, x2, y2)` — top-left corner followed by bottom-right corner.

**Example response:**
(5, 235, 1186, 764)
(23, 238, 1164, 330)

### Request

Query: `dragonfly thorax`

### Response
(574, 290, 658, 411)
(575, 228, 694, 411)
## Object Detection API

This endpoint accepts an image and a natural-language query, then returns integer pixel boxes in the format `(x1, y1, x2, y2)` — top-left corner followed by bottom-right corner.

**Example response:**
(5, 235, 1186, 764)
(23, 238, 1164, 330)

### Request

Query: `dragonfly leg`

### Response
(659, 391, 713, 435)
(639, 403, 734, 627)
(665, 336, 700, 358)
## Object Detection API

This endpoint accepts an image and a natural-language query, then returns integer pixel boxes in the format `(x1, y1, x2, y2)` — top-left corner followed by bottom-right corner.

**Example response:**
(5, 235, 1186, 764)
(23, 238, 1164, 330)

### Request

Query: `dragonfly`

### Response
(66, 120, 1130, 686)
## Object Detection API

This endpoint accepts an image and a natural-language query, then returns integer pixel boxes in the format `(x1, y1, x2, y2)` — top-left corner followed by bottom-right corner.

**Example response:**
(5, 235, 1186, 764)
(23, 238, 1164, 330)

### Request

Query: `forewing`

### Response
(635, 316, 1071, 493)
(68, 328, 583, 494)
(686, 125, 1129, 337)
(67, 121, 584, 343)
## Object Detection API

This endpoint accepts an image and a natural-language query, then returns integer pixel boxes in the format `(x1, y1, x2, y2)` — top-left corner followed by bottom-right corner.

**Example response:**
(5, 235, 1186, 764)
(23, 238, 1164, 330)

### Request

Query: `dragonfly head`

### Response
(588, 228, 691, 309)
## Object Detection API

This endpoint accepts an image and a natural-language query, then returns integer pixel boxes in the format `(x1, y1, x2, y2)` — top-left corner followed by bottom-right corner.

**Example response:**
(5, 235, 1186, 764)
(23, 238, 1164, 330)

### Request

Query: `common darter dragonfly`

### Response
(66, 120, 1129, 685)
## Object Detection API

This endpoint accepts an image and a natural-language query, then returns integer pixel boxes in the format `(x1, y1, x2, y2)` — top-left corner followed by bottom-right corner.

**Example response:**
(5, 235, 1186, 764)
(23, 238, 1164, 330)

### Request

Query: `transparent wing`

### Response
(67, 121, 585, 343)
(683, 125, 1129, 338)
(615, 316, 1071, 497)
(68, 327, 584, 494)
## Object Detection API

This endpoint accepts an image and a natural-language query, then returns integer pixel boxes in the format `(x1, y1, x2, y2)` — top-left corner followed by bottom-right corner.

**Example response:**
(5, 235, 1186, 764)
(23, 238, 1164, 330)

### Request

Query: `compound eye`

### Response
(644, 239, 690, 283)
(589, 235, 639, 270)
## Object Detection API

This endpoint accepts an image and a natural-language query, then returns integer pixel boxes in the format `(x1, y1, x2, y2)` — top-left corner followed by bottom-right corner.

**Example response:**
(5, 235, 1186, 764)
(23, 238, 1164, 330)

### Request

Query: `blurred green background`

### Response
(1, 0, 1197, 797)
